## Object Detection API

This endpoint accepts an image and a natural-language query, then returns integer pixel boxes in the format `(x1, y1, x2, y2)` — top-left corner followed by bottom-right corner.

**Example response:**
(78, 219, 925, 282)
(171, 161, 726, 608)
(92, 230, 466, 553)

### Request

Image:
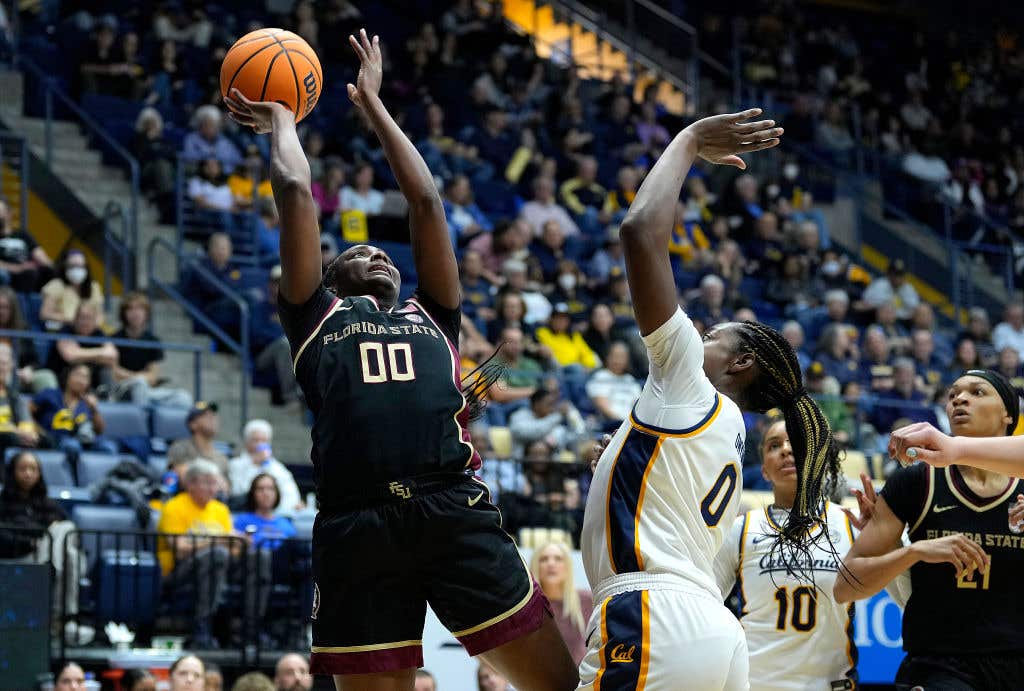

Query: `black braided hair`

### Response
(460, 345, 508, 421)
(322, 254, 342, 295)
(733, 321, 843, 579)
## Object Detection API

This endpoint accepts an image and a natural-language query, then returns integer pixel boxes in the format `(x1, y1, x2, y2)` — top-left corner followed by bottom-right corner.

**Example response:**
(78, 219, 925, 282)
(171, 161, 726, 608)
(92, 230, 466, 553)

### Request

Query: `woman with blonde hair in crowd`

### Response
(530, 541, 593, 664)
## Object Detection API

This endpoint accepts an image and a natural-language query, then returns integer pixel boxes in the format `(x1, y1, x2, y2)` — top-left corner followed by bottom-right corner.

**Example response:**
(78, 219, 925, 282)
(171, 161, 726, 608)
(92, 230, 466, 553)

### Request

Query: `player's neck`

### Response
(771, 491, 795, 510)
(956, 464, 1009, 493)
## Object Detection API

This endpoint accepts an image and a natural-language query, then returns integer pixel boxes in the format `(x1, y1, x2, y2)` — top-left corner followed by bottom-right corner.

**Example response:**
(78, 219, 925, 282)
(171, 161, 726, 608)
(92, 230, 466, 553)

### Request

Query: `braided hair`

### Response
(733, 321, 843, 574)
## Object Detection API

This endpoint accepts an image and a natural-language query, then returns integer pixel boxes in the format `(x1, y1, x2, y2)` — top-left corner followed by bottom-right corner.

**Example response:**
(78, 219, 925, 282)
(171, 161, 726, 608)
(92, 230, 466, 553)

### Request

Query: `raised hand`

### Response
(841, 472, 877, 531)
(224, 88, 289, 134)
(683, 108, 783, 169)
(348, 28, 383, 111)
(887, 422, 957, 467)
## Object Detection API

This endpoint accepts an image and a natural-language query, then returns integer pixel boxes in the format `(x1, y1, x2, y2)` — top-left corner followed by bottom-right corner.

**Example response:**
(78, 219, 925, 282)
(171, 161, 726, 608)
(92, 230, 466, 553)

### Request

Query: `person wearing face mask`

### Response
(228, 419, 303, 516)
(0, 199, 52, 292)
(550, 260, 592, 320)
(40, 249, 104, 332)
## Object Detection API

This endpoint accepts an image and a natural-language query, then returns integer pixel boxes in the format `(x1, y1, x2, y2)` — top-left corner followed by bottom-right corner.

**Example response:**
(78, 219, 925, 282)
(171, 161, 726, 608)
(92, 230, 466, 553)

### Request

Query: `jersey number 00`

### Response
(360, 342, 417, 383)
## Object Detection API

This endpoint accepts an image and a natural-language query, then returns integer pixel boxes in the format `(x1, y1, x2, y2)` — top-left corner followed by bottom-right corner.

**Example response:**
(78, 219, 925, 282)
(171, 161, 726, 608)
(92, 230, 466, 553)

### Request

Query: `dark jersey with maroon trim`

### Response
(881, 463, 1024, 655)
(279, 287, 480, 501)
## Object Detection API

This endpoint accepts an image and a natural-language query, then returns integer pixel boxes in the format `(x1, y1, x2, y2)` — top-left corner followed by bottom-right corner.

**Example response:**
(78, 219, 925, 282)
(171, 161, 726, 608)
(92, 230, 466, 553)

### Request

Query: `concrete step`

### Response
(32, 144, 104, 169)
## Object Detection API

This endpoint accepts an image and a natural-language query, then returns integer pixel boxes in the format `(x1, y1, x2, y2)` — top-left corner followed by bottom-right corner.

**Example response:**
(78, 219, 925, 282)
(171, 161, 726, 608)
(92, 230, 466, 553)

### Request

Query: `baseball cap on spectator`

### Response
(553, 302, 571, 316)
(270, 265, 282, 281)
(807, 362, 826, 380)
(187, 401, 219, 424)
(887, 259, 907, 276)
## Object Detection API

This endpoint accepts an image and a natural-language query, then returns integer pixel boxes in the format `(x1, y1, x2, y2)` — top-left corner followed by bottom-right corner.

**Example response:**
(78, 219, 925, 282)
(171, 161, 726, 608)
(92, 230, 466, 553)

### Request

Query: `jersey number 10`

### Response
(774, 586, 817, 632)
(360, 342, 417, 383)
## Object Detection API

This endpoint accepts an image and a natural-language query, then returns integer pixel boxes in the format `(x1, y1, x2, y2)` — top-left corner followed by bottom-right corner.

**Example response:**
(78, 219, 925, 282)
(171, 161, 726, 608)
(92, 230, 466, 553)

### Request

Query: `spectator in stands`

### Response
(167, 402, 229, 486)
(995, 347, 1024, 387)
(901, 138, 951, 187)
(781, 320, 812, 373)
(228, 145, 273, 209)
(550, 260, 591, 321)
(746, 211, 785, 278)
(183, 105, 242, 173)
(687, 274, 733, 329)
(122, 669, 156, 691)
(502, 258, 552, 326)
(112, 291, 192, 408)
(869, 357, 937, 434)
(962, 306, 996, 365)
(529, 220, 580, 282)
(274, 653, 312, 691)
(535, 304, 597, 370)
(0, 451, 89, 643)
(339, 163, 384, 215)
(946, 337, 983, 384)
(32, 363, 116, 454)
(319, 233, 339, 275)
(311, 159, 345, 220)
(469, 219, 531, 283)
(588, 226, 626, 289)
(0, 199, 51, 291)
(232, 672, 275, 691)
(133, 107, 177, 214)
(815, 323, 860, 387)
(603, 165, 639, 222)
(0, 286, 57, 392)
(149, 40, 187, 109)
(860, 259, 920, 320)
(488, 289, 532, 343)
(992, 302, 1024, 360)
(414, 670, 436, 691)
(79, 19, 121, 95)
(909, 303, 952, 362)
(183, 233, 246, 334)
(168, 654, 207, 691)
(585, 342, 641, 428)
(529, 541, 593, 665)
(460, 250, 495, 324)
(509, 388, 586, 457)
(767, 253, 814, 311)
(0, 343, 39, 456)
(229, 419, 302, 515)
(871, 301, 909, 354)
(255, 197, 282, 258)
(477, 662, 510, 691)
(47, 302, 118, 391)
(815, 101, 855, 154)
(560, 156, 609, 235)
(444, 174, 493, 246)
(188, 158, 236, 212)
(711, 239, 746, 307)
(40, 249, 103, 332)
(157, 461, 237, 648)
(520, 176, 580, 237)
(858, 326, 895, 395)
(910, 328, 944, 395)
(205, 665, 224, 691)
(251, 265, 299, 407)
(233, 473, 298, 549)
(470, 107, 517, 170)
(490, 326, 541, 407)
(807, 289, 853, 344)
(54, 662, 88, 689)
(582, 303, 621, 365)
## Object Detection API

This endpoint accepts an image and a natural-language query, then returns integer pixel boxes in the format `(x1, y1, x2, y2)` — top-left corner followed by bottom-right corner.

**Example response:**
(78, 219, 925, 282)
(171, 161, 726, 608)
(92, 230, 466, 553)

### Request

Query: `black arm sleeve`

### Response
(879, 462, 930, 526)
(277, 285, 338, 359)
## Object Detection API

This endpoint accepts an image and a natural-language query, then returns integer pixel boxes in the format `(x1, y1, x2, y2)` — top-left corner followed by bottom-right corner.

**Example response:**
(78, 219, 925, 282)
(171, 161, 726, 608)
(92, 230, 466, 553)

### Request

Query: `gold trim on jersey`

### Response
(628, 394, 722, 438)
(449, 550, 534, 638)
(291, 298, 349, 373)
(593, 596, 611, 691)
(842, 512, 857, 676)
(632, 437, 665, 571)
(311, 639, 421, 653)
(737, 511, 751, 616)
(908, 467, 935, 534)
(762, 503, 828, 536)
(946, 466, 1019, 512)
(638, 590, 651, 691)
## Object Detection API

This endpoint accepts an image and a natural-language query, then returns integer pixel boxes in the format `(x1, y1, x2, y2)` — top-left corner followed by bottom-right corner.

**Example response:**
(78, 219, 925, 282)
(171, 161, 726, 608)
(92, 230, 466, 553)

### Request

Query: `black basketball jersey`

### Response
(881, 463, 1024, 655)
(279, 286, 480, 502)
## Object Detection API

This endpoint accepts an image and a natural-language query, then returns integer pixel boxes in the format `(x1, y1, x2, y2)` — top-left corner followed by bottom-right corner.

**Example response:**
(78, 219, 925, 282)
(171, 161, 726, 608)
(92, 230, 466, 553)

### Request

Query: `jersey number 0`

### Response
(359, 342, 416, 383)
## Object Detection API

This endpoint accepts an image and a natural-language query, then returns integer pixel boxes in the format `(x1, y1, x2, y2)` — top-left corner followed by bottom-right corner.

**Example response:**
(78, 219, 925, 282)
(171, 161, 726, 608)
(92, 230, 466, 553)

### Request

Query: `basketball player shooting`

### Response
(225, 28, 577, 691)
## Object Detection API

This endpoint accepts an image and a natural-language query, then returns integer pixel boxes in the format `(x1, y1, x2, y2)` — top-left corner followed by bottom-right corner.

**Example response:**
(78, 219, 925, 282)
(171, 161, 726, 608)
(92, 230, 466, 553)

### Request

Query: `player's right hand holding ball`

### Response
(224, 88, 289, 134)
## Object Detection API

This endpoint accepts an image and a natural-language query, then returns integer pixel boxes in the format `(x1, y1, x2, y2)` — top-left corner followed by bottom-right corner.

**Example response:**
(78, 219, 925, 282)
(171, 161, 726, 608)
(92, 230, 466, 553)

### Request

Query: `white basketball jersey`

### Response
(581, 308, 747, 597)
(714, 502, 858, 691)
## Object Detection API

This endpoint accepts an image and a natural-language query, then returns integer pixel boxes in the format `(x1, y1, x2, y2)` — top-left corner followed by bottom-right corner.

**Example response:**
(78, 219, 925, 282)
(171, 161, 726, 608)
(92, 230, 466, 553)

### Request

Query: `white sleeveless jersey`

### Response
(713, 502, 858, 691)
(581, 308, 747, 597)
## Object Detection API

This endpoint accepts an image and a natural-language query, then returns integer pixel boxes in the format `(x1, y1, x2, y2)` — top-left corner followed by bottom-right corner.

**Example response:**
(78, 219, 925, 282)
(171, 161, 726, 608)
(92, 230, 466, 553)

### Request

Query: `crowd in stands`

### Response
(5, 0, 1024, 667)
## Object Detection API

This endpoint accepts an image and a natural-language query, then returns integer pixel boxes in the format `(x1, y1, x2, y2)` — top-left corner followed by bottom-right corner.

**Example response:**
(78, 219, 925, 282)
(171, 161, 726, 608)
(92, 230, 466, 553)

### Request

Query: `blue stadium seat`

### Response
(96, 402, 149, 440)
(152, 406, 189, 442)
(4, 448, 73, 487)
(147, 454, 168, 475)
(292, 513, 315, 539)
(70, 505, 150, 570)
(77, 453, 138, 487)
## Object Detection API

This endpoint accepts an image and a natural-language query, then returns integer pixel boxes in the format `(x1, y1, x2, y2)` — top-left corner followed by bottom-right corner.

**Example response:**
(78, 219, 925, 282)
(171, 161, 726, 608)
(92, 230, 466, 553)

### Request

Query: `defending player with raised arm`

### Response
(226, 30, 577, 691)
(891, 419, 1024, 476)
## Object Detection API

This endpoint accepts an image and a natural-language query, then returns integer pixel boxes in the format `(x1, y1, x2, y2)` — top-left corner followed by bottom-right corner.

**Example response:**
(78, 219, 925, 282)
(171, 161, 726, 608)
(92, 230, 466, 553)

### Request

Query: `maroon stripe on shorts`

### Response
(310, 645, 423, 675)
(456, 584, 551, 656)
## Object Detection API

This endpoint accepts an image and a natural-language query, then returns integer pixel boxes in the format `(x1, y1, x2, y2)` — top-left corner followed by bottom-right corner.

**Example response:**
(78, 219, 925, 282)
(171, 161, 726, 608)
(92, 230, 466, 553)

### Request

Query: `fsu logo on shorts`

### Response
(311, 582, 320, 620)
(405, 313, 423, 324)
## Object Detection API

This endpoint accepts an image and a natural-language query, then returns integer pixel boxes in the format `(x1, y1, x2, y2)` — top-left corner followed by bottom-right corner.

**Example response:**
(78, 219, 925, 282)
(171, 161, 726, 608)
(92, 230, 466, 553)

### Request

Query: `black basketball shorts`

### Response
(309, 475, 549, 675)
(896, 652, 1024, 690)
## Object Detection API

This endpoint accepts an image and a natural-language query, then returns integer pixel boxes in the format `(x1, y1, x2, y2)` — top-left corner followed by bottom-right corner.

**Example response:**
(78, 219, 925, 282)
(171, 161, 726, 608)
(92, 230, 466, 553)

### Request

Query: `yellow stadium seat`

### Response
(841, 450, 869, 479)
(489, 427, 512, 459)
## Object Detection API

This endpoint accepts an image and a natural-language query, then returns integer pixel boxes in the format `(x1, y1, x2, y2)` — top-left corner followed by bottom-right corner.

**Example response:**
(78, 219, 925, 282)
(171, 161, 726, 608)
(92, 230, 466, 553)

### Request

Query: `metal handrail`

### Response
(0, 328, 203, 398)
(145, 237, 250, 428)
(14, 54, 140, 253)
(101, 200, 134, 313)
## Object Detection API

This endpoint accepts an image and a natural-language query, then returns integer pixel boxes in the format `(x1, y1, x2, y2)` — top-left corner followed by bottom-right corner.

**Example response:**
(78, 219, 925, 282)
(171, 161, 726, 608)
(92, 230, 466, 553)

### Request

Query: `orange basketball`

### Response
(220, 28, 322, 123)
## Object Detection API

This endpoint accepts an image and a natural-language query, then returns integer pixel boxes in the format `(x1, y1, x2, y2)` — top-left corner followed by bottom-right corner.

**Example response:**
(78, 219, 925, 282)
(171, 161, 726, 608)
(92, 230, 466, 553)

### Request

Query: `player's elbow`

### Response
(832, 579, 854, 603)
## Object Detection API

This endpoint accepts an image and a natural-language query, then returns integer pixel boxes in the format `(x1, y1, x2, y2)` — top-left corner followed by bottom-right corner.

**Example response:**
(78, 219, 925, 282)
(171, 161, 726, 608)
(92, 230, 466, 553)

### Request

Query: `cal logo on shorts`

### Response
(593, 591, 650, 689)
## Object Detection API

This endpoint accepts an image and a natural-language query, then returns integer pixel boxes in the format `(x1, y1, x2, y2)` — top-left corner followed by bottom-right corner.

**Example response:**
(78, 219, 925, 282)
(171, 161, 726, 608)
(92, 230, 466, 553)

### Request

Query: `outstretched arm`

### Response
(619, 109, 781, 335)
(348, 29, 459, 309)
(225, 90, 321, 305)
(890, 421, 1024, 475)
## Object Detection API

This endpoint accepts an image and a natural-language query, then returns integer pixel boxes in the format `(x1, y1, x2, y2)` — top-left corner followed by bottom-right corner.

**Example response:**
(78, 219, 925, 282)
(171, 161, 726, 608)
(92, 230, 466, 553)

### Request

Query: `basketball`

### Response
(220, 28, 322, 123)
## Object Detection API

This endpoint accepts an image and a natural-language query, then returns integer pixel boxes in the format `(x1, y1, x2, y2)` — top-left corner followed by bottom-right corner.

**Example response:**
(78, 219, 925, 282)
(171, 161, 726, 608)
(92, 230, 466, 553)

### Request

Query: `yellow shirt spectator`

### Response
(669, 221, 711, 264)
(227, 174, 273, 204)
(536, 326, 598, 369)
(157, 491, 232, 574)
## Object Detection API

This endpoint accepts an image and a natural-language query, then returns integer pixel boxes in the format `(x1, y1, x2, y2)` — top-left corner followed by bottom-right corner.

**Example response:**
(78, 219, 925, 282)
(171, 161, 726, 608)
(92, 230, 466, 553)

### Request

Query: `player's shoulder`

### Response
(882, 461, 931, 494)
